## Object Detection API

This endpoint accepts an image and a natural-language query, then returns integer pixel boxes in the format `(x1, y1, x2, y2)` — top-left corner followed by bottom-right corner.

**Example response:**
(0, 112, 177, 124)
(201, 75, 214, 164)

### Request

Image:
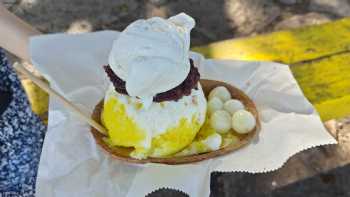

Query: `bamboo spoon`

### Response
(13, 62, 108, 136)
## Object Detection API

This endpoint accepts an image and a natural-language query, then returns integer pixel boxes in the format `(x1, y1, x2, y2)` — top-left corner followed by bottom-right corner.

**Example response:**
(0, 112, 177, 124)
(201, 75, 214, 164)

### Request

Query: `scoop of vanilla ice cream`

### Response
(108, 13, 195, 101)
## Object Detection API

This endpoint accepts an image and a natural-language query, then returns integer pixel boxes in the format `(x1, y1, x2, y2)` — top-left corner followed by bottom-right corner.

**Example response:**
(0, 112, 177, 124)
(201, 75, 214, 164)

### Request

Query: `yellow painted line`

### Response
(290, 52, 350, 120)
(290, 53, 350, 104)
(315, 95, 350, 121)
(192, 18, 350, 64)
(21, 78, 49, 122)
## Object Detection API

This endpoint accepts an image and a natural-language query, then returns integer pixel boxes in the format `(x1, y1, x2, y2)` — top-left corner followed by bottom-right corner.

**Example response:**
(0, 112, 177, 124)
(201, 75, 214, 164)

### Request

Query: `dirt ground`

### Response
(3, 0, 347, 45)
(1, 0, 350, 196)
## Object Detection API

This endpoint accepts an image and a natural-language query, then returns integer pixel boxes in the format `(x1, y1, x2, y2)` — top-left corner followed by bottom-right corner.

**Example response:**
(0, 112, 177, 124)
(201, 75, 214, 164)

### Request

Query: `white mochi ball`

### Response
(202, 133, 222, 151)
(224, 99, 244, 115)
(210, 110, 232, 134)
(207, 97, 223, 115)
(208, 86, 231, 102)
(232, 110, 256, 134)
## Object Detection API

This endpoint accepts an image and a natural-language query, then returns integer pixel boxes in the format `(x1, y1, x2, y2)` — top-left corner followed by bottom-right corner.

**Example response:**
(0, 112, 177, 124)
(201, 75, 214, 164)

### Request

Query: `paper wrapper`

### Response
(30, 31, 336, 197)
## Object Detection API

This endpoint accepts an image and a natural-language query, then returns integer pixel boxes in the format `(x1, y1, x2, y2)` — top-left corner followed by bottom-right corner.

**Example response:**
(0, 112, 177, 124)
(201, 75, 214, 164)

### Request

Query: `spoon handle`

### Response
(13, 62, 108, 136)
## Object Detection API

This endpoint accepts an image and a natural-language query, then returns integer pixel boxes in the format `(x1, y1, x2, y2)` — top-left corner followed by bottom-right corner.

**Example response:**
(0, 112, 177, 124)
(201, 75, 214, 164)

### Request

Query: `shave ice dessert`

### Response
(99, 13, 257, 161)
(102, 13, 207, 159)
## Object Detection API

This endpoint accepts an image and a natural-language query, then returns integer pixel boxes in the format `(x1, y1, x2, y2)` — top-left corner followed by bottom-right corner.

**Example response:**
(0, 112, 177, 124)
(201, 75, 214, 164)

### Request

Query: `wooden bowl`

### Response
(90, 79, 260, 165)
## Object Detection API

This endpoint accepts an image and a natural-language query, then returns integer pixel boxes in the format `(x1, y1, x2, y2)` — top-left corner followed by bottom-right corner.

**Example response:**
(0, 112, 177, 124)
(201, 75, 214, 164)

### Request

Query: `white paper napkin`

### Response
(30, 31, 336, 197)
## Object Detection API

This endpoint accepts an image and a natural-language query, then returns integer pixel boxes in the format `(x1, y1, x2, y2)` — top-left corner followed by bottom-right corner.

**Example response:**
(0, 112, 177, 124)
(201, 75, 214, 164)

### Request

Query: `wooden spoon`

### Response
(90, 79, 260, 165)
(13, 62, 108, 135)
